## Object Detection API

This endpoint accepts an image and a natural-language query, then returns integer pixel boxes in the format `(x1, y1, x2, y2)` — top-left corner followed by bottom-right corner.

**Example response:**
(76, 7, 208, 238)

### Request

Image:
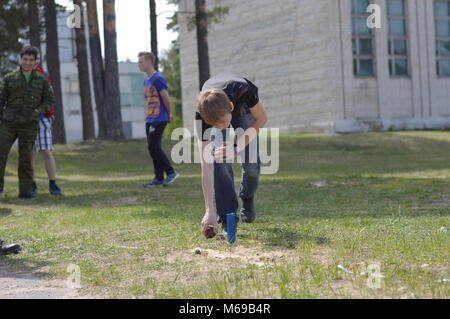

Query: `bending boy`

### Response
(196, 72, 267, 238)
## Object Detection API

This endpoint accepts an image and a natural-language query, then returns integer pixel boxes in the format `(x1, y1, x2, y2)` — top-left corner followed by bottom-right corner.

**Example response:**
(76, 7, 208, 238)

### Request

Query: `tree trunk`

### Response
(27, 0, 41, 56)
(86, 0, 106, 139)
(195, 0, 210, 90)
(103, 0, 123, 140)
(74, 0, 95, 140)
(149, 0, 158, 71)
(44, 0, 66, 144)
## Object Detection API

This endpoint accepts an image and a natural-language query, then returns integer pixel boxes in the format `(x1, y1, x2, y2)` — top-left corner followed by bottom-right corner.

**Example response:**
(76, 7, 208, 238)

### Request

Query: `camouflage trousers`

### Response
(0, 120, 39, 194)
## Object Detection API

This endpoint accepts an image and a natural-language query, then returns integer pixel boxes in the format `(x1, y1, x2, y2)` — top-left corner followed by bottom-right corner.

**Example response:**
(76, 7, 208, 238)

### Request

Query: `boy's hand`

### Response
(169, 114, 174, 123)
(213, 142, 236, 162)
(201, 212, 218, 239)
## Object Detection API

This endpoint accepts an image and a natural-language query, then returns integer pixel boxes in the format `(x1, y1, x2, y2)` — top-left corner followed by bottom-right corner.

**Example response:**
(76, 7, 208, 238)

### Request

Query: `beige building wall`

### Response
(179, 0, 450, 134)
(337, 0, 450, 132)
(179, 0, 339, 134)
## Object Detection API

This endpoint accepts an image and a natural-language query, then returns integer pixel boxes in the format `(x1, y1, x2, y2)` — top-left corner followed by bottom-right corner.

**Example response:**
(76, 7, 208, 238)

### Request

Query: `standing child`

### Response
(138, 52, 179, 187)
(0, 46, 54, 199)
(30, 48, 62, 196)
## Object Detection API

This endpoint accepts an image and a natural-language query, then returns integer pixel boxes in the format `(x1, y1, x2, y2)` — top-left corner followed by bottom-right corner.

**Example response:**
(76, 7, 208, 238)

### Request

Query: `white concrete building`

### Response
(178, 0, 450, 134)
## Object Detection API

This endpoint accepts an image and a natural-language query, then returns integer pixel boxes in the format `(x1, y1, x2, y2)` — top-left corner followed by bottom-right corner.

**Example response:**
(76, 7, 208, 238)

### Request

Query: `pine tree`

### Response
(44, 0, 66, 144)
(74, 0, 95, 140)
(102, 0, 123, 140)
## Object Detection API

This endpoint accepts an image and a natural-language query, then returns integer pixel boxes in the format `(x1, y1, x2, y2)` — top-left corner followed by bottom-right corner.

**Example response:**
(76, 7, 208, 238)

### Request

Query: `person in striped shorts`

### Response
(30, 50, 62, 196)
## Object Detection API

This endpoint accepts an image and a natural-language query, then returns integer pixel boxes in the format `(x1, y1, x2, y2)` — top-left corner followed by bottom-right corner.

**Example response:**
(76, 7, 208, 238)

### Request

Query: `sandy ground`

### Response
(0, 270, 84, 299)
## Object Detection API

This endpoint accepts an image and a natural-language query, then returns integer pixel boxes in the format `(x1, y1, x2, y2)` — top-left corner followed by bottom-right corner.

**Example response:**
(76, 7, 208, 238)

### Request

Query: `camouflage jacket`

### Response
(0, 67, 55, 124)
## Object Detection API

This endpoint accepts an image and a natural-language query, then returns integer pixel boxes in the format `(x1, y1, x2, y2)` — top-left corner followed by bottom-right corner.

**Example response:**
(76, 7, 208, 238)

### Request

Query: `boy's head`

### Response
(30, 46, 41, 67)
(138, 52, 155, 73)
(20, 46, 38, 73)
(197, 89, 234, 130)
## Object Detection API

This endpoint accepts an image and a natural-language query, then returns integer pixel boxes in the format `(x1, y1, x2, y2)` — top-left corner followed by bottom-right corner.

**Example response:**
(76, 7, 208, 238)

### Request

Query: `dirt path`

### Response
(0, 270, 84, 299)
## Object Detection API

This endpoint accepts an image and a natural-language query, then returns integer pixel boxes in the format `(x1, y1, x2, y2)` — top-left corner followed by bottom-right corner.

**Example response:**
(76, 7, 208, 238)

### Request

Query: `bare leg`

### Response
(40, 150, 56, 181)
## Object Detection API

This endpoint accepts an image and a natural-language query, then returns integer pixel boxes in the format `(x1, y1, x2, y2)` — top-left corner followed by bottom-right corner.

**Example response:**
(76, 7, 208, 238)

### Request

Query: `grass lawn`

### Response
(0, 131, 449, 298)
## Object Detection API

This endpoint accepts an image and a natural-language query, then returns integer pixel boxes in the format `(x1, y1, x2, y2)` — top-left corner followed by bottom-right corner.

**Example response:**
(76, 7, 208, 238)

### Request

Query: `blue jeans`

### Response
(212, 112, 261, 223)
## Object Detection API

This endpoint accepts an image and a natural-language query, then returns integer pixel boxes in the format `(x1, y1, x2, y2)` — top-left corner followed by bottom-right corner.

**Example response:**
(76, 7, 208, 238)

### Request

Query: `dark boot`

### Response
(0, 240, 22, 256)
(240, 197, 255, 223)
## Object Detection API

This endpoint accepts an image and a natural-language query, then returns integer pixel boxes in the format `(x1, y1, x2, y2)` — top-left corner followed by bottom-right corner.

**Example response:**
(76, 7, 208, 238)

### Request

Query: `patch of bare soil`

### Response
(425, 199, 450, 208)
(94, 197, 141, 208)
(166, 245, 299, 268)
(0, 270, 89, 299)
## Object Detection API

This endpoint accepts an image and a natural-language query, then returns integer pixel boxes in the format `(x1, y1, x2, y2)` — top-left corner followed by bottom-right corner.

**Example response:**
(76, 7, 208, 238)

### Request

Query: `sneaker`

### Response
(49, 183, 62, 196)
(143, 178, 164, 187)
(18, 193, 37, 200)
(163, 172, 180, 186)
(0, 240, 22, 256)
(32, 182, 37, 195)
(240, 197, 255, 223)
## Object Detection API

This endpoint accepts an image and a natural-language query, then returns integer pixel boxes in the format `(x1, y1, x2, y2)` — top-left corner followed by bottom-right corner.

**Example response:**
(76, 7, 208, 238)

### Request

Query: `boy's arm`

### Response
(214, 102, 268, 161)
(236, 101, 267, 150)
(38, 77, 55, 114)
(0, 77, 9, 119)
(160, 89, 173, 122)
(198, 139, 218, 237)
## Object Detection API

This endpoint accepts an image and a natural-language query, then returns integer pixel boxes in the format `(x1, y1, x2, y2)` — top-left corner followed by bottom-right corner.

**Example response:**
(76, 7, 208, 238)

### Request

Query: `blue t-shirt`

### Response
(143, 72, 169, 123)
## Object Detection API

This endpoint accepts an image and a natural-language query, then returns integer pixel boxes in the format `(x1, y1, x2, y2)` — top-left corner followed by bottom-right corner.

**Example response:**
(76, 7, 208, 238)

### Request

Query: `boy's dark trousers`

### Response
(0, 120, 39, 194)
(146, 122, 175, 181)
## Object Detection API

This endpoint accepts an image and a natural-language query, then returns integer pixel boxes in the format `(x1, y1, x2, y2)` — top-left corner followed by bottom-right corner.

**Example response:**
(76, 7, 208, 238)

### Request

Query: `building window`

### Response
(386, 0, 409, 76)
(435, 0, 450, 76)
(386, 0, 409, 77)
(351, 0, 376, 76)
(119, 74, 146, 107)
(65, 77, 79, 94)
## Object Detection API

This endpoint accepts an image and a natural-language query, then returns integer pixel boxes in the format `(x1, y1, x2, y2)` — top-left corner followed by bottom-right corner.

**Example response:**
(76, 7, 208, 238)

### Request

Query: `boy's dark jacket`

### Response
(0, 68, 54, 124)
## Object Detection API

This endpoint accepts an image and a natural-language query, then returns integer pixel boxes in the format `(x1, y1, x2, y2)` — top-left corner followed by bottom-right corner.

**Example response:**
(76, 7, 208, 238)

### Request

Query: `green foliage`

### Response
(0, 0, 29, 78)
(165, 116, 183, 140)
(160, 40, 183, 138)
(166, 0, 229, 32)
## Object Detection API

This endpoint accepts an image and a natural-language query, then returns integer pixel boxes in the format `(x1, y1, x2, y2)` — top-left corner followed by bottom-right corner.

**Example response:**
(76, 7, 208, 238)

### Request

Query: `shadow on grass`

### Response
(1, 175, 448, 222)
(8, 133, 448, 179)
(0, 258, 54, 278)
(246, 227, 329, 249)
(0, 208, 11, 217)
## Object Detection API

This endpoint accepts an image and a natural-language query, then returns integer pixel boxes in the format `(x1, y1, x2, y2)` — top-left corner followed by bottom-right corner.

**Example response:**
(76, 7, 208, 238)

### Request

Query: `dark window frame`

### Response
(434, 0, 450, 77)
(351, 0, 377, 77)
(386, 0, 410, 77)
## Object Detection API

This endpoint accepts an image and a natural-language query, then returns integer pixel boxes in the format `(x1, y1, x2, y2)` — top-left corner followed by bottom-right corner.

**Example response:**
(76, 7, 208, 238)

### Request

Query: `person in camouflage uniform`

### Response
(0, 46, 54, 199)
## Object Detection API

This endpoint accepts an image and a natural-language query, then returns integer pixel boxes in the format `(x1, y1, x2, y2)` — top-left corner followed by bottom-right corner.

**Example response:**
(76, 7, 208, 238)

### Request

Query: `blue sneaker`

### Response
(163, 172, 180, 186)
(19, 193, 37, 200)
(49, 183, 62, 196)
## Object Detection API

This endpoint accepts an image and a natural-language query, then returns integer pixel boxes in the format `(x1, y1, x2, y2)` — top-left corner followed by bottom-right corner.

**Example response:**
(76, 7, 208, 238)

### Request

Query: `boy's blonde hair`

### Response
(197, 89, 232, 125)
(138, 52, 156, 66)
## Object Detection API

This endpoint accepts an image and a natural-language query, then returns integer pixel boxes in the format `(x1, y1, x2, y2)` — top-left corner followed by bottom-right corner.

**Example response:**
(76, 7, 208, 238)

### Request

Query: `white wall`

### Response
(179, 0, 338, 134)
(336, 0, 450, 132)
(180, 0, 450, 134)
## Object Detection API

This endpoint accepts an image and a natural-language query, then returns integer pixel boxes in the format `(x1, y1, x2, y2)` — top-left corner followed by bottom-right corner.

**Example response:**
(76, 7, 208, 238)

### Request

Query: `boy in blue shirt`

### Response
(138, 52, 179, 187)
